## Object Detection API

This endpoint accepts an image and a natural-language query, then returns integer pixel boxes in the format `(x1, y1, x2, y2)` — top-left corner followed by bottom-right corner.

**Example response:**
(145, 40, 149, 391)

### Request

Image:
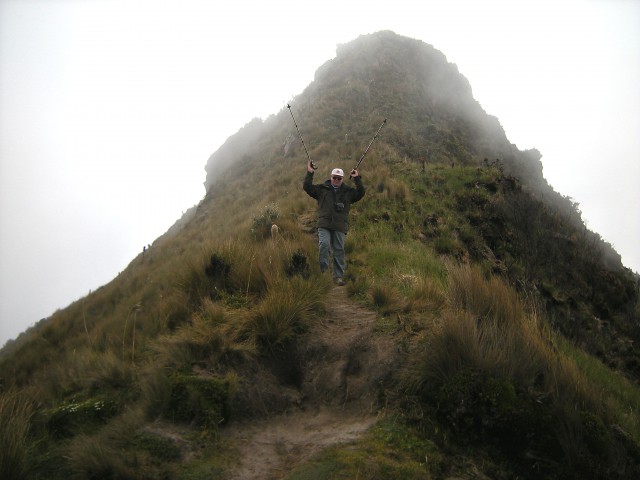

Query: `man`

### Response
(303, 161, 365, 286)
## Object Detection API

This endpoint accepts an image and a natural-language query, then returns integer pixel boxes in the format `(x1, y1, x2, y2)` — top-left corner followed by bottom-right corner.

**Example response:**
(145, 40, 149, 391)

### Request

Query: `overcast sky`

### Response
(1, 0, 638, 346)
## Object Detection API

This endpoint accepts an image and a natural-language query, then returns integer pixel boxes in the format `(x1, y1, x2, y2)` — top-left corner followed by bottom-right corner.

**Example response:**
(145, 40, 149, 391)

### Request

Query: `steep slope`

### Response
(196, 30, 638, 381)
(1, 31, 639, 480)
(203, 31, 542, 192)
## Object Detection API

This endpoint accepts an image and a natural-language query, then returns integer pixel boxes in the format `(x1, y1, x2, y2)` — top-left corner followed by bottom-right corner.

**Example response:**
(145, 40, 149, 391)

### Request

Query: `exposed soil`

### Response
(221, 285, 400, 479)
(224, 406, 379, 479)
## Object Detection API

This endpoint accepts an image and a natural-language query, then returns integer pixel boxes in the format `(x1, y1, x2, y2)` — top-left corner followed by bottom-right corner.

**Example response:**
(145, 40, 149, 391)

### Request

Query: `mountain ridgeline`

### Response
(2, 31, 639, 480)
(205, 31, 544, 192)
(200, 30, 637, 373)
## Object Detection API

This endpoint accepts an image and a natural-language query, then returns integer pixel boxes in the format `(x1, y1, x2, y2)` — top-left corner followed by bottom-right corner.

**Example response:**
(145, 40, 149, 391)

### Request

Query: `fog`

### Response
(1, 0, 638, 346)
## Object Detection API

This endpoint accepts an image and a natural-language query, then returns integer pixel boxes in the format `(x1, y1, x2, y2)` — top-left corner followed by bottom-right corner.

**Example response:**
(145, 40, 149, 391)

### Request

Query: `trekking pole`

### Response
(286, 103, 316, 170)
(352, 118, 387, 174)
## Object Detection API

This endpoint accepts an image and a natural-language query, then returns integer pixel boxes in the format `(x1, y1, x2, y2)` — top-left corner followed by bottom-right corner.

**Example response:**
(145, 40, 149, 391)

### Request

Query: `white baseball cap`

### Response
(331, 168, 344, 177)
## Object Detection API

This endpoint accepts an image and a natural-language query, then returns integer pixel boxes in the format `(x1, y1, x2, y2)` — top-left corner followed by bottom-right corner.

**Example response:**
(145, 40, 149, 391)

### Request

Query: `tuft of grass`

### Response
(245, 276, 329, 351)
(413, 264, 559, 393)
(407, 262, 638, 477)
(557, 336, 640, 443)
(66, 433, 131, 479)
(0, 391, 34, 480)
(345, 272, 369, 298)
(81, 350, 137, 390)
(178, 238, 320, 307)
(369, 282, 403, 315)
(405, 275, 448, 314)
(434, 232, 464, 256)
(446, 262, 523, 326)
(152, 299, 256, 371)
(380, 176, 411, 202)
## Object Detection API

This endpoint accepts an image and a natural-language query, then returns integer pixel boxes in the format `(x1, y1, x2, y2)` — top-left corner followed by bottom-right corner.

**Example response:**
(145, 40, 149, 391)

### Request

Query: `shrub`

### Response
(285, 249, 310, 278)
(165, 374, 233, 429)
(251, 203, 280, 239)
(47, 396, 119, 438)
(204, 253, 232, 289)
(176, 248, 224, 307)
(134, 431, 182, 462)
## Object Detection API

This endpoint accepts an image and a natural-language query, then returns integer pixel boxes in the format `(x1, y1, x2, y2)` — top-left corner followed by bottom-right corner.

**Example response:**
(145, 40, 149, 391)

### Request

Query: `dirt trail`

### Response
(222, 285, 399, 480)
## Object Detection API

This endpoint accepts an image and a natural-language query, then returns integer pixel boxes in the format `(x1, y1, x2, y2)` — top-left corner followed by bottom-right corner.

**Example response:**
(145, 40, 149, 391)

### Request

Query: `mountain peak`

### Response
(2, 30, 639, 480)
(204, 30, 543, 195)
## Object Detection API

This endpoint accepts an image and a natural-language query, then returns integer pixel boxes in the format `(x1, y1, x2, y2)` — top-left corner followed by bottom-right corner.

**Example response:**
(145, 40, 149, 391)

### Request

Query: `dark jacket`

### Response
(303, 172, 365, 233)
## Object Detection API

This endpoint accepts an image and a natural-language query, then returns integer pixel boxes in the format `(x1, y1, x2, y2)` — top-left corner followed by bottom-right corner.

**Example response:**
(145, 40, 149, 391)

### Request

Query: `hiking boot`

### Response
(334, 277, 346, 286)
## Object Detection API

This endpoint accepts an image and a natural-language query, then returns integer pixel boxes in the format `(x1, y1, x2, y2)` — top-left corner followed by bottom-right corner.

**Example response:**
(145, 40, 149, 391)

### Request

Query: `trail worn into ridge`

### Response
(222, 285, 399, 480)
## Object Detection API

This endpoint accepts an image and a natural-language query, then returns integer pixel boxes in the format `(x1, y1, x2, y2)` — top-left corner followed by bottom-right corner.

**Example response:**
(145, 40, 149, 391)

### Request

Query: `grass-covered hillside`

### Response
(1, 31, 639, 479)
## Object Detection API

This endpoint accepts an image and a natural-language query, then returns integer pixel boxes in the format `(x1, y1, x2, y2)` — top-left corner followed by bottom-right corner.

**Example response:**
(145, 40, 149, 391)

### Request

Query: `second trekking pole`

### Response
(287, 103, 316, 170)
(352, 118, 387, 176)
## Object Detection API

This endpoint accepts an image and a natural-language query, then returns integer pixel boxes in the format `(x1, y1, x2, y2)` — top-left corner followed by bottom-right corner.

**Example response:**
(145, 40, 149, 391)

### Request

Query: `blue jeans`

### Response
(318, 228, 345, 279)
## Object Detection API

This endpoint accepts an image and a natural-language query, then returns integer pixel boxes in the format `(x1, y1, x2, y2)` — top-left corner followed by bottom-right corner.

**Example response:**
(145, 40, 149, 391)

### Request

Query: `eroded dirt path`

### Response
(222, 285, 399, 480)
(225, 406, 379, 479)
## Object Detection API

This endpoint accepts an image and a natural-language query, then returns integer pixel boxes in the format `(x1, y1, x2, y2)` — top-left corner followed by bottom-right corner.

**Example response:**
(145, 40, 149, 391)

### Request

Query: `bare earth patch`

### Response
(222, 285, 400, 479)
(225, 406, 379, 479)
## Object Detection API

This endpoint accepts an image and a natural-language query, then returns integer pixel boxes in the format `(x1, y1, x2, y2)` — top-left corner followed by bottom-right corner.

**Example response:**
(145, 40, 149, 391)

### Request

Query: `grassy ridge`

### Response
(1, 30, 639, 479)
(1, 145, 639, 479)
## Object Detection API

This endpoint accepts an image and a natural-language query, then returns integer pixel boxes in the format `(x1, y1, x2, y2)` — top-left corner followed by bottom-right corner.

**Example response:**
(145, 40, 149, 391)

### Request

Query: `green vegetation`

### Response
(0, 391, 34, 480)
(286, 420, 438, 479)
(406, 264, 624, 478)
(1, 30, 638, 479)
